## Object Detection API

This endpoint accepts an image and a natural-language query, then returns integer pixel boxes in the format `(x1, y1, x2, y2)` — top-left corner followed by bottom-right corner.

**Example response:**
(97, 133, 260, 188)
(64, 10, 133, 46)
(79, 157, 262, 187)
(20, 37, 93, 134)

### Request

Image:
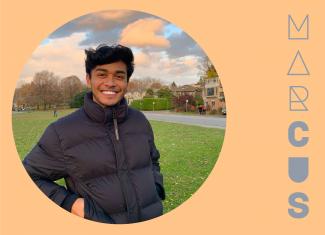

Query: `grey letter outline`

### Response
(288, 157, 309, 183)
(288, 192, 309, 218)
(288, 15, 309, 40)
(288, 121, 309, 147)
(289, 86, 309, 111)
(287, 50, 310, 76)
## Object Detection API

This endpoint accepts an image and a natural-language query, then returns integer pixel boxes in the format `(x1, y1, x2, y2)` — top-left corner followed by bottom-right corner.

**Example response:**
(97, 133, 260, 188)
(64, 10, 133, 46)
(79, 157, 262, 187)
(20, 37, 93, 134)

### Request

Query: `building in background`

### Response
(202, 76, 226, 113)
(171, 84, 202, 97)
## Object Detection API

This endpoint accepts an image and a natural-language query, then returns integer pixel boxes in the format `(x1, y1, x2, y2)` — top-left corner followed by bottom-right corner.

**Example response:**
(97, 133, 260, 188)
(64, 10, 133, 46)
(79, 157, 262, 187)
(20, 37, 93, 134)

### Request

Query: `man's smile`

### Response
(101, 90, 117, 95)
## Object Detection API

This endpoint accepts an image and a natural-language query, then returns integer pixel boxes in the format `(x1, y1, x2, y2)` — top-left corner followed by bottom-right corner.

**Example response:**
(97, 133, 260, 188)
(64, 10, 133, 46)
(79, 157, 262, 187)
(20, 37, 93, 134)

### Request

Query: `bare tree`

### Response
(60, 75, 83, 105)
(197, 56, 218, 83)
(128, 77, 163, 93)
(150, 82, 162, 90)
(31, 70, 61, 110)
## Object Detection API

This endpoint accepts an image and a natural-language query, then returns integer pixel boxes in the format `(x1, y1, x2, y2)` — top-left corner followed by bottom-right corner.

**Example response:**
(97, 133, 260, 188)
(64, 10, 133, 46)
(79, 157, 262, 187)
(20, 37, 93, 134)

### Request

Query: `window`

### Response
(207, 88, 215, 96)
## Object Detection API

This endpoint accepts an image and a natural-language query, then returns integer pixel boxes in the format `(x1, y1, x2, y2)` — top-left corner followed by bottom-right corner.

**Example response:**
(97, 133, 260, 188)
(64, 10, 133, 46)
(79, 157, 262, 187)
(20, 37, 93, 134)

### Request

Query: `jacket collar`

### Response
(83, 92, 128, 124)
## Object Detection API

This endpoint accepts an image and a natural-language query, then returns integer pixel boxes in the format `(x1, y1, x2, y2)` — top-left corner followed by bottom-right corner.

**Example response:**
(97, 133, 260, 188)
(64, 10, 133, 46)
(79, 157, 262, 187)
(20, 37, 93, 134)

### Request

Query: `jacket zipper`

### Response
(107, 115, 138, 222)
(112, 109, 120, 141)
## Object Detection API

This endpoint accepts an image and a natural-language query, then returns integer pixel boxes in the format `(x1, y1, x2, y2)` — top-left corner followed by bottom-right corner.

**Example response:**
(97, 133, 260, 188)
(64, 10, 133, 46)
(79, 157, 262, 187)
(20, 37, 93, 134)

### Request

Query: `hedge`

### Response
(130, 98, 172, 111)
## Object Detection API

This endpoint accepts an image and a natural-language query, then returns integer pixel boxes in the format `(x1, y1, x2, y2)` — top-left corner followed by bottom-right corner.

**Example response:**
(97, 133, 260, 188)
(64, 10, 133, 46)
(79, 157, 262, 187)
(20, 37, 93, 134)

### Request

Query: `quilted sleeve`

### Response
(22, 123, 79, 211)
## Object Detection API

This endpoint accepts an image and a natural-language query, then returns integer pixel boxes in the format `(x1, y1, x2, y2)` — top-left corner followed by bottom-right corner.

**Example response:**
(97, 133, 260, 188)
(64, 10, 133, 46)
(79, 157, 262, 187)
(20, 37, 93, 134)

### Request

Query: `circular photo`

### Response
(12, 9, 226, 224)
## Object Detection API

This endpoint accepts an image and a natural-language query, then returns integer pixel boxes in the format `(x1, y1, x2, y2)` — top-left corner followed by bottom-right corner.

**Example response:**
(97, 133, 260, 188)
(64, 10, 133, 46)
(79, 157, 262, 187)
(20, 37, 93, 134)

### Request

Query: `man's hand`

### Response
(71, 198, 85, 218)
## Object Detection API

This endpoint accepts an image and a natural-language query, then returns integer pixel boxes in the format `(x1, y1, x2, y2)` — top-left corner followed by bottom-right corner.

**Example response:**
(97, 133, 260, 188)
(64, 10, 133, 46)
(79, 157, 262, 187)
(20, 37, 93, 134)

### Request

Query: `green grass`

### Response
(12, 109, 224, 214)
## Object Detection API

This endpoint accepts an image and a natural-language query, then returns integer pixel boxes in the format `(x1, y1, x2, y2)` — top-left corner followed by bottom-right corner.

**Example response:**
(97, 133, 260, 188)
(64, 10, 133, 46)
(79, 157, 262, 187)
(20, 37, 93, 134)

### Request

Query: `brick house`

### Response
(202, 76, 225, 112)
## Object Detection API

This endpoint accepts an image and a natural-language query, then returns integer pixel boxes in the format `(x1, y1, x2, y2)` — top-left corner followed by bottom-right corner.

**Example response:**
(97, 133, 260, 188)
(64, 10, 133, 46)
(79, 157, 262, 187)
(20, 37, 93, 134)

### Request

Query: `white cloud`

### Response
(18, 31, 201, 88)
(119, 18, 170, 48)
(132, 51, 201, 85)
(96, 10, 133, 20)
(134, 51, 151, 66)
(19, 33, 88, 86)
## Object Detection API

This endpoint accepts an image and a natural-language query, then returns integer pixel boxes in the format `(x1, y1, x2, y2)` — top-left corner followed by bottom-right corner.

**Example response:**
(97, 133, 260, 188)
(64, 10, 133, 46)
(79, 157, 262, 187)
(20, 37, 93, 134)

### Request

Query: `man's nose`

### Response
(103, 74, 116, 86)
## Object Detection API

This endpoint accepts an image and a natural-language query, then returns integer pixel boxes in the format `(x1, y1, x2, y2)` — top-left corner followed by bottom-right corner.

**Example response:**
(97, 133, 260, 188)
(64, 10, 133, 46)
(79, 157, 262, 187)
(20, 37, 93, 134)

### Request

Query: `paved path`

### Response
(142, 111, 226, 129)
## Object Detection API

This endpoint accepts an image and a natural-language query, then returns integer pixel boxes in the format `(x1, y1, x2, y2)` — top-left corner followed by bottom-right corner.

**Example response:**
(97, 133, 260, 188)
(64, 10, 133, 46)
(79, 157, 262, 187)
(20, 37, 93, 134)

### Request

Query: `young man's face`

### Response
(86, 61, 128, 107)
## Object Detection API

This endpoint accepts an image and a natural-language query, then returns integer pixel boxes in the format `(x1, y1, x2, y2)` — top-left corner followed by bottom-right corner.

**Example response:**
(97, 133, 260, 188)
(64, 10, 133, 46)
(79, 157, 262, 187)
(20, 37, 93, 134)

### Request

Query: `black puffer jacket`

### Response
(23, 92, 165, 224)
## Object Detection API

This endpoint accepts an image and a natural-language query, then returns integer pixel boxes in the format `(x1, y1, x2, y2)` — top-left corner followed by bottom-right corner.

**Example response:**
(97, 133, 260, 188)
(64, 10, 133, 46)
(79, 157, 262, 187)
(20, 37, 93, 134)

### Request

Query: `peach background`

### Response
(1, 0, 325, 234)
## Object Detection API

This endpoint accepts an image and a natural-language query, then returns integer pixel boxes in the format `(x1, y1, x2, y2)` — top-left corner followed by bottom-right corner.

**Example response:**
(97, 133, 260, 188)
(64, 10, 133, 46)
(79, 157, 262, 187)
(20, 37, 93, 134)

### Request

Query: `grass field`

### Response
(12, 109, 224, 214)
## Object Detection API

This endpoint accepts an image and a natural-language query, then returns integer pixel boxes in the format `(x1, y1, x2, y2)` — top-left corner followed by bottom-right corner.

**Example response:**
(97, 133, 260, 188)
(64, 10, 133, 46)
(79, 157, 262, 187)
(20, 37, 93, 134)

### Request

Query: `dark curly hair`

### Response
(85, 44, 134, 82)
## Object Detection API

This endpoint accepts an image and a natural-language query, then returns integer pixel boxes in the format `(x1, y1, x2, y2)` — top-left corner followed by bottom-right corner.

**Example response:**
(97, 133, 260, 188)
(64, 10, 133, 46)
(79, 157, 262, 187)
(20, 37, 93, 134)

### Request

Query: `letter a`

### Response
(287, 50, 310, 76)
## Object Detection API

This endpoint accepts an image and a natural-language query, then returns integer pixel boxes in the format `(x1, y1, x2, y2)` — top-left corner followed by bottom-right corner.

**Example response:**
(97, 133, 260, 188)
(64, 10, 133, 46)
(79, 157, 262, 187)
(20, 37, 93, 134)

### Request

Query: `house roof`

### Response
(172, 85, 201, 92)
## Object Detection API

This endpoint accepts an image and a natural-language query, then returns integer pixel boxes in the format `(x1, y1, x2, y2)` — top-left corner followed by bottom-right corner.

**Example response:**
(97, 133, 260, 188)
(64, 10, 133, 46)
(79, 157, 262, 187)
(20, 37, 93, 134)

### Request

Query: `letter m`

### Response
(288, 15, 309, 40)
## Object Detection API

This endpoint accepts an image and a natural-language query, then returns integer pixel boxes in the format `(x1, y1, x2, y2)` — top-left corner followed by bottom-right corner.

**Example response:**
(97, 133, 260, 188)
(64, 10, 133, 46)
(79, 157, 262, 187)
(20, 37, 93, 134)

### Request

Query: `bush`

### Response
(130, 98, 172, 111)
(172, 95, 197, 112)
(194, 95, 204, 106)
(70, 89, 88, 108)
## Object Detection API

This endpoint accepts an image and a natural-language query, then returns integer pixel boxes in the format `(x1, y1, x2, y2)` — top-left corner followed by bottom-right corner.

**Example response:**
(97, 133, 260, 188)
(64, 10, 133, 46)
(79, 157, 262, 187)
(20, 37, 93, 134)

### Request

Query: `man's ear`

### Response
(86, 74, 91, 88)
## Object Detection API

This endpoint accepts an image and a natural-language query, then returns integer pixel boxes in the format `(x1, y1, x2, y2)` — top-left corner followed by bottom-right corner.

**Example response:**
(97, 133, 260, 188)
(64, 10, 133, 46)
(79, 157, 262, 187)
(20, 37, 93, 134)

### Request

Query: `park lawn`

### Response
(12, 109, 224, 214)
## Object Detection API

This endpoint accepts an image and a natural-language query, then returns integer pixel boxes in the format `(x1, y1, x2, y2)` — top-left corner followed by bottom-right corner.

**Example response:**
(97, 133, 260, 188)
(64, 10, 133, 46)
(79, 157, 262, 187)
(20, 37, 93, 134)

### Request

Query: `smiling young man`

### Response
(23, 44, 165, 224)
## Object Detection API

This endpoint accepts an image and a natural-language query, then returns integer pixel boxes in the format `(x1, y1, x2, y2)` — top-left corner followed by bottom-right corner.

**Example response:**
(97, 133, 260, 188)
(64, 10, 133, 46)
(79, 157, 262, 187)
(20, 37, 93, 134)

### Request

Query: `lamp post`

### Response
(153, 101, 155, 112)
(185, 99, 188, 112)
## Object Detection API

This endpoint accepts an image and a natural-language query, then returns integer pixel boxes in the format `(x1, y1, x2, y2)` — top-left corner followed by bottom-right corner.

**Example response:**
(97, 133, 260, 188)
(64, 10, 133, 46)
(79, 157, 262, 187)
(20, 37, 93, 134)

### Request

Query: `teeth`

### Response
(102, 91, 116, 95)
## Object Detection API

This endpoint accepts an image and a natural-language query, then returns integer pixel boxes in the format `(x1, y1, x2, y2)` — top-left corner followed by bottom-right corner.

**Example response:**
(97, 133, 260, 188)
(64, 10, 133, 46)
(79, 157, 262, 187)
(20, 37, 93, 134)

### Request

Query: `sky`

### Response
(18, 10, 207, 87)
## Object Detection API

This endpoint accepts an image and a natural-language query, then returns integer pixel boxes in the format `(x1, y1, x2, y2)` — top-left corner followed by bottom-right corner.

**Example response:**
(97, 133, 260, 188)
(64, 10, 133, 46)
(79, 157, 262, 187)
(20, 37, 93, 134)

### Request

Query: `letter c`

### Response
(288, 121, 309, 147)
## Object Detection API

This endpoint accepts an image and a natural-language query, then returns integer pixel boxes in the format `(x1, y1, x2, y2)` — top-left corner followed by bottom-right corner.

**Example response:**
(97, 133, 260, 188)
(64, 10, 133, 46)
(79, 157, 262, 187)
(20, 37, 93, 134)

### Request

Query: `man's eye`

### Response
(97, 73, 106, 77)
(115, 75, 125, 80)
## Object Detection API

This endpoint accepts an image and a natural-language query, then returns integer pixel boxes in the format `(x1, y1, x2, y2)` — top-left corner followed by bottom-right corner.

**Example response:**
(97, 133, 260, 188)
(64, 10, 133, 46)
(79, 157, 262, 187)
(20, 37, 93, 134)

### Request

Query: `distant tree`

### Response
(144, 88, 154, 98)
(150, 82, 162, 90)
(128, 77, 163, 93)
(13, 83, 33, 107)
(31, 70, 61, 110)
(170, 81, 177, 89)
(14, 83, 42, 109)
(142, 77, 163, 88)
(13, 72, 88, 110)
(60, 75, 83, 104)
(198, 56, 218, 80)
(157, 87, 173, 99)
(127, 79, 145, 93)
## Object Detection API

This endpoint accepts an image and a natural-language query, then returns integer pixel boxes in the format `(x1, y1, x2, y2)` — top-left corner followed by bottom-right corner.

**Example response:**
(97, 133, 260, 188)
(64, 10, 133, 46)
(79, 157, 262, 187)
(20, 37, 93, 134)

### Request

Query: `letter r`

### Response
(289, 86, 309, 111)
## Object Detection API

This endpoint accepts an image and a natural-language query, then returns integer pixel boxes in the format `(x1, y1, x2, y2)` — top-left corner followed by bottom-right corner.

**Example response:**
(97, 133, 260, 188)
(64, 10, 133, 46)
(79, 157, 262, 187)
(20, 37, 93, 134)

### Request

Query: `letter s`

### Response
(288, 192, 309, 218)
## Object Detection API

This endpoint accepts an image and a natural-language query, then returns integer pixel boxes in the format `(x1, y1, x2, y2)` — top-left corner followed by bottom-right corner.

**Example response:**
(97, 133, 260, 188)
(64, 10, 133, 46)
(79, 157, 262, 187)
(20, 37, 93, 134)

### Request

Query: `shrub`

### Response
(70, 89, 88, 108)
(172, 95, 196, 112)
